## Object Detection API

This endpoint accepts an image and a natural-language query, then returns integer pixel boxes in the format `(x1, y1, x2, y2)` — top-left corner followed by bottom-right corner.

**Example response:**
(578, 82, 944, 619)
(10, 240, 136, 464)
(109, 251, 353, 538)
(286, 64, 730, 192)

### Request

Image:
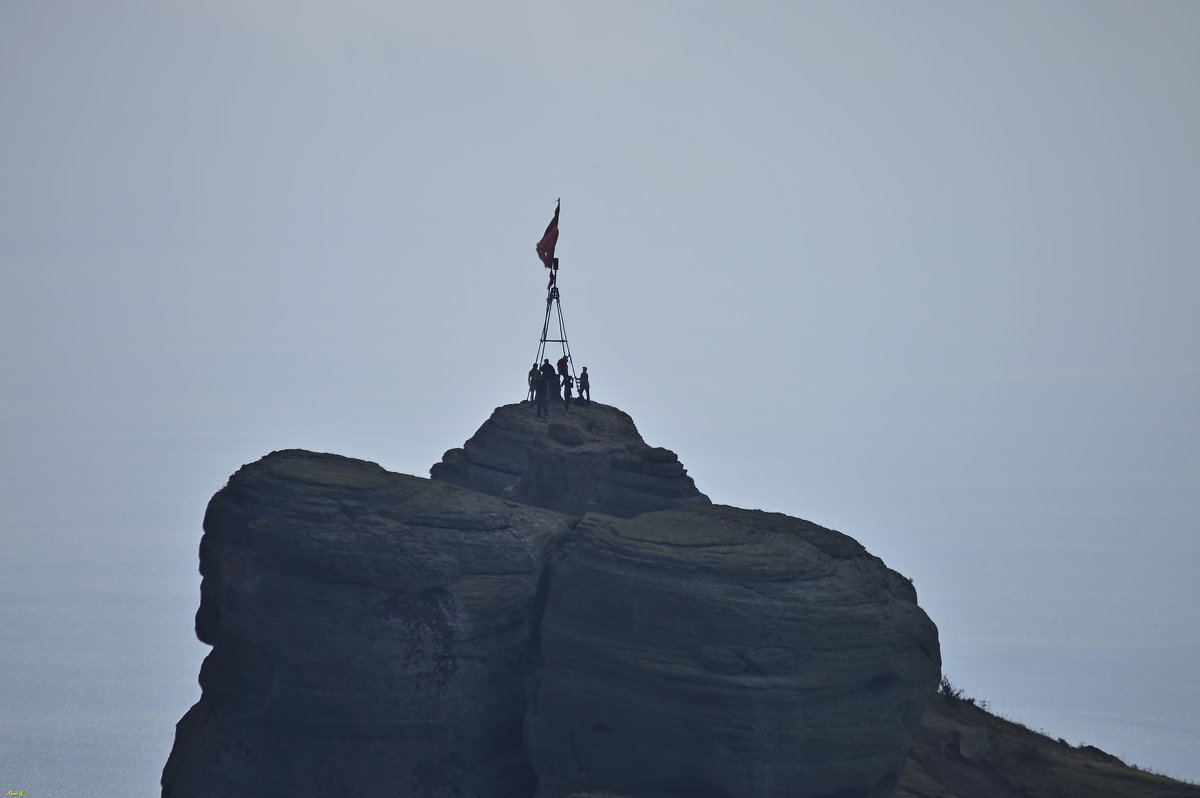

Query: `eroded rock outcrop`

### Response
(528, 506, 940, 798)
(162, 450, 570, 798)
(164, 403, 940, 798)
(431, 402, 710, 518)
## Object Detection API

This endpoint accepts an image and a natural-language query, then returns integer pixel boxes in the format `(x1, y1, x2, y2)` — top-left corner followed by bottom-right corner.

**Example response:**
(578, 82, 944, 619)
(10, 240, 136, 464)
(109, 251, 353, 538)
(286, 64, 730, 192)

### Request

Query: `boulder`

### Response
(526, 505, 941, 798)
(430, 402, 710, 518)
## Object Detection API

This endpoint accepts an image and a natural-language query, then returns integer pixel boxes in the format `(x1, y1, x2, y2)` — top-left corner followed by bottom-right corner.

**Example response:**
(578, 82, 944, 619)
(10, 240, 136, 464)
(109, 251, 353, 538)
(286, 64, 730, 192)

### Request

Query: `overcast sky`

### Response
(2, 2, 1198, 793)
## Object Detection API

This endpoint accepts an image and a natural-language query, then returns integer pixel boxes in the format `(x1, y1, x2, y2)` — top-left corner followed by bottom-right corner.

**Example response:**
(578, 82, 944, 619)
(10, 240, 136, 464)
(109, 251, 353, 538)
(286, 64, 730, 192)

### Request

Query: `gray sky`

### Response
(2, 1, 1198, 792)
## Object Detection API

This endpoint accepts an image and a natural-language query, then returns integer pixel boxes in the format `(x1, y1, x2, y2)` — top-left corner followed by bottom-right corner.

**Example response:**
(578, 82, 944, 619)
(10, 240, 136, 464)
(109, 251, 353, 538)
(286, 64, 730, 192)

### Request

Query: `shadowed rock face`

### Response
(430, 402, 711, 518)
(163, 405, 940, 798)
(528, 506, 940, 798)
(162, 450, 571, 798)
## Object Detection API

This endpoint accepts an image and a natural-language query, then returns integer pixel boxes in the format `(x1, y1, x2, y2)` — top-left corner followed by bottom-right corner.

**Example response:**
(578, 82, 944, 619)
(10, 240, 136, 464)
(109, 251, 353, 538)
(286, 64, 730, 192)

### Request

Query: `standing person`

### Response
(534, 370, 548, 417)
(527, 364, 539, 402)
(562, 373, 573, 413)
(540, 359, 559, 400)
(579, 366, 590, 403)
(556, 354, 569, 383)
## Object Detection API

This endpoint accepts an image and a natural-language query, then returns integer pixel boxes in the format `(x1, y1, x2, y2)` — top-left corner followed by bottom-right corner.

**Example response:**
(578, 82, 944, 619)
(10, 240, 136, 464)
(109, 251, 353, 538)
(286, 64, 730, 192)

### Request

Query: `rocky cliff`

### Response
(163, 401, 941, 798)
(528, 505, 937, 798)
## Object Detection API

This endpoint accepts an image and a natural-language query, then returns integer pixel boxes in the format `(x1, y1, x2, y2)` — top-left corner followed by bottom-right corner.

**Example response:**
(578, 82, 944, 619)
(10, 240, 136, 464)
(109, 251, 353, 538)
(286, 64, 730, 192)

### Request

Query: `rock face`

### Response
(431, 402, 711, 518)
(162, 450, 571, 798)
(528, 506, 939, 798)
(163, 402, 941, 798)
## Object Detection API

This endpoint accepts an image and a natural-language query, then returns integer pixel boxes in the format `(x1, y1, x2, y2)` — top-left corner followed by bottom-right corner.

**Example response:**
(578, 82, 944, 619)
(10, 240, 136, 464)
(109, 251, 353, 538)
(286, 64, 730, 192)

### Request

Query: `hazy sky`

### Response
(2, 2, 1198, 793)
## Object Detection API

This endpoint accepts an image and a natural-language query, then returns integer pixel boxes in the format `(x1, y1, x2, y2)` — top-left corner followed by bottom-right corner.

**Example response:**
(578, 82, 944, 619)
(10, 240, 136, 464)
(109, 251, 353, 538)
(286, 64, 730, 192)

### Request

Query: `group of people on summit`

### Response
(528, 355, 589, 417)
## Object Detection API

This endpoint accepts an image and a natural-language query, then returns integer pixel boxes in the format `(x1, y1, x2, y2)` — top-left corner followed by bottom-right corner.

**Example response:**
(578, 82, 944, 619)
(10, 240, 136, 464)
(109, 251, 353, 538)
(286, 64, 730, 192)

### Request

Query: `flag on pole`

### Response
(536, 200, 560, 268)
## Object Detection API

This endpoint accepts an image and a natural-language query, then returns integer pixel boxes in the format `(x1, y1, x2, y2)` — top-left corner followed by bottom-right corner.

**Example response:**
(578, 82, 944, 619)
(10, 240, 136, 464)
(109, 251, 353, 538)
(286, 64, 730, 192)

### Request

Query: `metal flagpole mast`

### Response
(534, 260, 574, 379)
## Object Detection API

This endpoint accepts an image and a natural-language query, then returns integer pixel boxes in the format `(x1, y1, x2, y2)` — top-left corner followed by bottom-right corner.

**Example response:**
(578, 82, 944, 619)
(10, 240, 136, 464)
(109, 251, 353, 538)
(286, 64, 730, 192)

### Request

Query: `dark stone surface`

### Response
(162, 449, 570, 798)
(526, 505, 941, 798)
(430, 402, 711, 518)
(164, 407, 941, 798)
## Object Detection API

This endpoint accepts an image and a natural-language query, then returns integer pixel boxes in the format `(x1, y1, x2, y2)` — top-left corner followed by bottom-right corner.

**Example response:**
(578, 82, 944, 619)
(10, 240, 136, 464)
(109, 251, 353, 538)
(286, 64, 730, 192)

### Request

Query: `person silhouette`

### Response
(540, 359, 559, 400)
(534, 369, 549, 417)
(579, 366, 590, 403)
(527, 363, 539, 402)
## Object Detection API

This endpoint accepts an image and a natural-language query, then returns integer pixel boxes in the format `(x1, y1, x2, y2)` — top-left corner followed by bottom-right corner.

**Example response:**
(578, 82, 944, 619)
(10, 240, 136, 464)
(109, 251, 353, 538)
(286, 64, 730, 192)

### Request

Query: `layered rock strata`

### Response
(162, 449, 571, 798)
(528, 505, 940, 798)
(431, 402, 711, 518)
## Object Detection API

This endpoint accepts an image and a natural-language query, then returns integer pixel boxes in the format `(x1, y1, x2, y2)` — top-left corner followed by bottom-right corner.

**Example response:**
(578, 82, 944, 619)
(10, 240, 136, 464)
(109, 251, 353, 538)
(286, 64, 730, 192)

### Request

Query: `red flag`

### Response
(536, 200, 560, 268)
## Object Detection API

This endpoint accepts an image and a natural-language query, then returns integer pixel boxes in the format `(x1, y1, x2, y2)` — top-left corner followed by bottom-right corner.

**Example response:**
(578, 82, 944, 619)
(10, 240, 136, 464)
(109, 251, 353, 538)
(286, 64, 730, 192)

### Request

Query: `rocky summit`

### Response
(431, 402, 712, 518)
(163, 401, 941, 798)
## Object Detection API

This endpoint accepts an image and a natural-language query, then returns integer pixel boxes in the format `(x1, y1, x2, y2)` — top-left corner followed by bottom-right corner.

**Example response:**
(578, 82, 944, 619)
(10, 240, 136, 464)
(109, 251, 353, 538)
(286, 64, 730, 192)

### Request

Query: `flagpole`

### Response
(534, 260, 571, 371)
(532, 199, 576, 397)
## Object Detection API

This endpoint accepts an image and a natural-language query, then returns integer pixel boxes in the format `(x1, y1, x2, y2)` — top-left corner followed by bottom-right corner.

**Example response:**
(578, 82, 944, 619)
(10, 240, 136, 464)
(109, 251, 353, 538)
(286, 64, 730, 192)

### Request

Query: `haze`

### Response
(2, 2, 1197, 794)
